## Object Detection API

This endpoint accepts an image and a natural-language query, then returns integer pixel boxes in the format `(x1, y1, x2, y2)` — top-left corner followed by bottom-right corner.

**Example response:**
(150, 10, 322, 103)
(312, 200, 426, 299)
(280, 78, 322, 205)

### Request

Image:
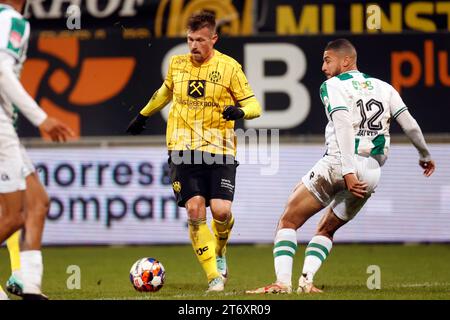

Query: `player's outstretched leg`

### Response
(211, 215, 234, 283)
(186, 196, 223, 292)
(273, 228, 298, 288)
(188, 217, 223, 292)
(298, 208, 347, 294)
(20, 173, 50, 300)
(246, 228, 297, 294)
(6, 230, 24, 297)
(211, 199, 234, 285)
(297, 235, 332, 293)
(20, 251, 47, 300)
(247, 183, 323, 294)
(0, 191, 25, 300)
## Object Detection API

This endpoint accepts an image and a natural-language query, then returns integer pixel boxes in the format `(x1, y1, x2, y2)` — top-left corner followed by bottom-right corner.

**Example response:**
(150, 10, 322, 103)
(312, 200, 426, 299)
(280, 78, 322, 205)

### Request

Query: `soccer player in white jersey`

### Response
(0, 0, 74, 300)
(247, 38, 435, 294)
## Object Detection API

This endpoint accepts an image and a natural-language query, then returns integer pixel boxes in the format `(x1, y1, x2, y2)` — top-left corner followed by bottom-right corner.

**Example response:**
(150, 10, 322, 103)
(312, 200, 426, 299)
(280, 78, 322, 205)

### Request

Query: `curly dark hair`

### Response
(187, 10, 216, 33)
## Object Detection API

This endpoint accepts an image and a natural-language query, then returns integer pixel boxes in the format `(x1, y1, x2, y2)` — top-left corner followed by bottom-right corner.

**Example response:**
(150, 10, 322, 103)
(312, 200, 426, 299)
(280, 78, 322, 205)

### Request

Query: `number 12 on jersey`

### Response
(356, 99, 385, 131)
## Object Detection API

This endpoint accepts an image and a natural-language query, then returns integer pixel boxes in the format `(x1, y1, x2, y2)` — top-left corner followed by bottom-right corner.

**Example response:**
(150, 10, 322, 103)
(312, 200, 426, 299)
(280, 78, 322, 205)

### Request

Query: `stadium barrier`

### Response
(20, 137, 450, 245)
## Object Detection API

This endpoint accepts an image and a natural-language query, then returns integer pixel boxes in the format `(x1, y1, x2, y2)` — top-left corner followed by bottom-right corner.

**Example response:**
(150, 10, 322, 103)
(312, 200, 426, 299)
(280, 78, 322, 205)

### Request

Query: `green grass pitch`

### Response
(1, 244, 449, 300)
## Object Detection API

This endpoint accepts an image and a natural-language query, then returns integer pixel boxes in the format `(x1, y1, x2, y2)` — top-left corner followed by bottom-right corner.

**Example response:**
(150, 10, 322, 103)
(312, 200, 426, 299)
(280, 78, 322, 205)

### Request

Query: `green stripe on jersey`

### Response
(307, 243, 329, 257)
(274, 250, 295, 258)
(355, 138, 360, 154)
(329, 106, 348, 116)
(7, 17, 27, 55)
(393, 106, 408, 119)
(319, 82, 331, 113)
(371, 135, 386, 155)
(274, 240, 297, 250)
(0, 3, 10, 12)
(12, 105, 19, 130)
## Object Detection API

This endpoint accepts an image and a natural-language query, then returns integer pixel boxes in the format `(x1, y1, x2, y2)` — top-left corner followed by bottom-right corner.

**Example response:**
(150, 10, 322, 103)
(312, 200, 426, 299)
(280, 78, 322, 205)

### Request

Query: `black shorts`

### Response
(168, 151, 239, 207)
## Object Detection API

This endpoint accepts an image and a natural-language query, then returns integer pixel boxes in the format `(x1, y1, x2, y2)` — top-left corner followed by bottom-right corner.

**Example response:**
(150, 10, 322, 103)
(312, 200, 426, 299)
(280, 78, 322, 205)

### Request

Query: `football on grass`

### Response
(129, 257, 165, 292)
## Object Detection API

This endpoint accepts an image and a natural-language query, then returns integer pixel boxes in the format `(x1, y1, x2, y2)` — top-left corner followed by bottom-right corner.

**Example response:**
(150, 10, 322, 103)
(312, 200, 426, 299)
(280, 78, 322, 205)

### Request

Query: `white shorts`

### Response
(0, 138, 26, 193)
(20, 144, 35, 177)
(302, 155, 381, 221)
(0, 118, 35, 192)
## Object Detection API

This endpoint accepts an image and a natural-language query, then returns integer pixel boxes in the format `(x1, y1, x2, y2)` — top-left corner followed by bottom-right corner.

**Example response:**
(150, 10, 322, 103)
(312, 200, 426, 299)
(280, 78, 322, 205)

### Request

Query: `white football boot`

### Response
(297, 274, 323, 293)
(207, 276, 224, 292)
(246, 282, 292, 294)
(216, 256, 228, 285)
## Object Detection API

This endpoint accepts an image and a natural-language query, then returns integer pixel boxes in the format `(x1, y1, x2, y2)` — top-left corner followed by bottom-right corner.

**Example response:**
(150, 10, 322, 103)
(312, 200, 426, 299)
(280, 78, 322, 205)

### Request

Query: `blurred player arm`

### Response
(395, 110, 435, 176)
(224, 65, 261, 120)
(390, 86, 434, 176)
(127, 55, 175, 135)
(222, 96, 261, 120)
(322, 80, 367, 198)
(239, 96, 261, 120)
(140, 83, 172, 117)
(0, 52, 74, 141)
(0, 52, 47, 126)
(331, 109, 356, 176)
(126, 83, 172, 135)
(395, 110, 430, 162)
(332, 109, 368, 198)
(321, 82, 356, 176)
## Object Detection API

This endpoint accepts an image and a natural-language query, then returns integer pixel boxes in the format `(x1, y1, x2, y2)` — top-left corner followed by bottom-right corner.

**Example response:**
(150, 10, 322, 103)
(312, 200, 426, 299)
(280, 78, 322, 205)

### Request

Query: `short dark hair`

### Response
(325, 38, 356, 55)
(187, 10, 216, 33)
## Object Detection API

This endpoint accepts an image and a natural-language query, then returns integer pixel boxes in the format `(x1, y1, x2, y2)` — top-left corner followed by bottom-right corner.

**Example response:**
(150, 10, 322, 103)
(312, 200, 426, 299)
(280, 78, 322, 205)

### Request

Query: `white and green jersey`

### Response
(0, 3, 30, 126)
(0, 4, 29, 74)
(319, 70, 408, 162)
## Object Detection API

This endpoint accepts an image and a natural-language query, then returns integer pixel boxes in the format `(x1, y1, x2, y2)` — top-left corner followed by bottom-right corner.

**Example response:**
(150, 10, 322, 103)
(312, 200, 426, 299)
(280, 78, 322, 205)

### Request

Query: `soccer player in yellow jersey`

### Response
(127, 11, 261, 292)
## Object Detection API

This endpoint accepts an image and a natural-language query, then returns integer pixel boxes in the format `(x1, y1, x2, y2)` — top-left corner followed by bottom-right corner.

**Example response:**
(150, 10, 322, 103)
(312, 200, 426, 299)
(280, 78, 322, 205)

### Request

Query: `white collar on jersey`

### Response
(340, 70, 360, 75)
(0, 3, 13, 10)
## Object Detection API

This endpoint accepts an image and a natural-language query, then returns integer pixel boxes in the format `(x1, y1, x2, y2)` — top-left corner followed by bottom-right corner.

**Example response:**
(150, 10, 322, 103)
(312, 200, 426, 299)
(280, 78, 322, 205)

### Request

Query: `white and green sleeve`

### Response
(332, 109, 356, 176)
(0, 7, 46, 127)
(396, 109, 431, 162)
(0, 52, 47, 127)
(389, 86, 408, 120)
(0, 6, 30, 61)
(320, 81, 349, 117)
(320, 80, 355, 175)
(389, 86, 430, 162)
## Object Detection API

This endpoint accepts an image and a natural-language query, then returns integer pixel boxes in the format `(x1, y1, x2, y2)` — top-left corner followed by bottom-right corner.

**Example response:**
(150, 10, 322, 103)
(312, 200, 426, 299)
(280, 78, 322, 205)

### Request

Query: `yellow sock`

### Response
(6, 230, 21, 272)
(188, 219, 220, 282)
(0, 284, 7, 300)
(211, 214, 235, 257)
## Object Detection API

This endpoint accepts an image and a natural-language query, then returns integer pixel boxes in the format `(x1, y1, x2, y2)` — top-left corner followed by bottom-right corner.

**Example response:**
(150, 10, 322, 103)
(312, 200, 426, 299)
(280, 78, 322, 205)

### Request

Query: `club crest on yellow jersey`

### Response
(188, 80, 205, 98)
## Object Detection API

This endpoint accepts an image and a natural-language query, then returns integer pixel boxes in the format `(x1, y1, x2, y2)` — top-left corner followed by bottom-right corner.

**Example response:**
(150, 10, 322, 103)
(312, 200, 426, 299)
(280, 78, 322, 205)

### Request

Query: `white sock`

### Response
(12, 269, 23, 283)
(302, 235, 333, 282)
(273, 228, 297, 287)
(20, 250, 43, 294)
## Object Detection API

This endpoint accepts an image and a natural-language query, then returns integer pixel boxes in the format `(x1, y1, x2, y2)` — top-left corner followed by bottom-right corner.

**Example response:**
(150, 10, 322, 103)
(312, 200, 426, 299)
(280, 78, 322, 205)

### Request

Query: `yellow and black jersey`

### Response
(161, 49, 259, 156)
